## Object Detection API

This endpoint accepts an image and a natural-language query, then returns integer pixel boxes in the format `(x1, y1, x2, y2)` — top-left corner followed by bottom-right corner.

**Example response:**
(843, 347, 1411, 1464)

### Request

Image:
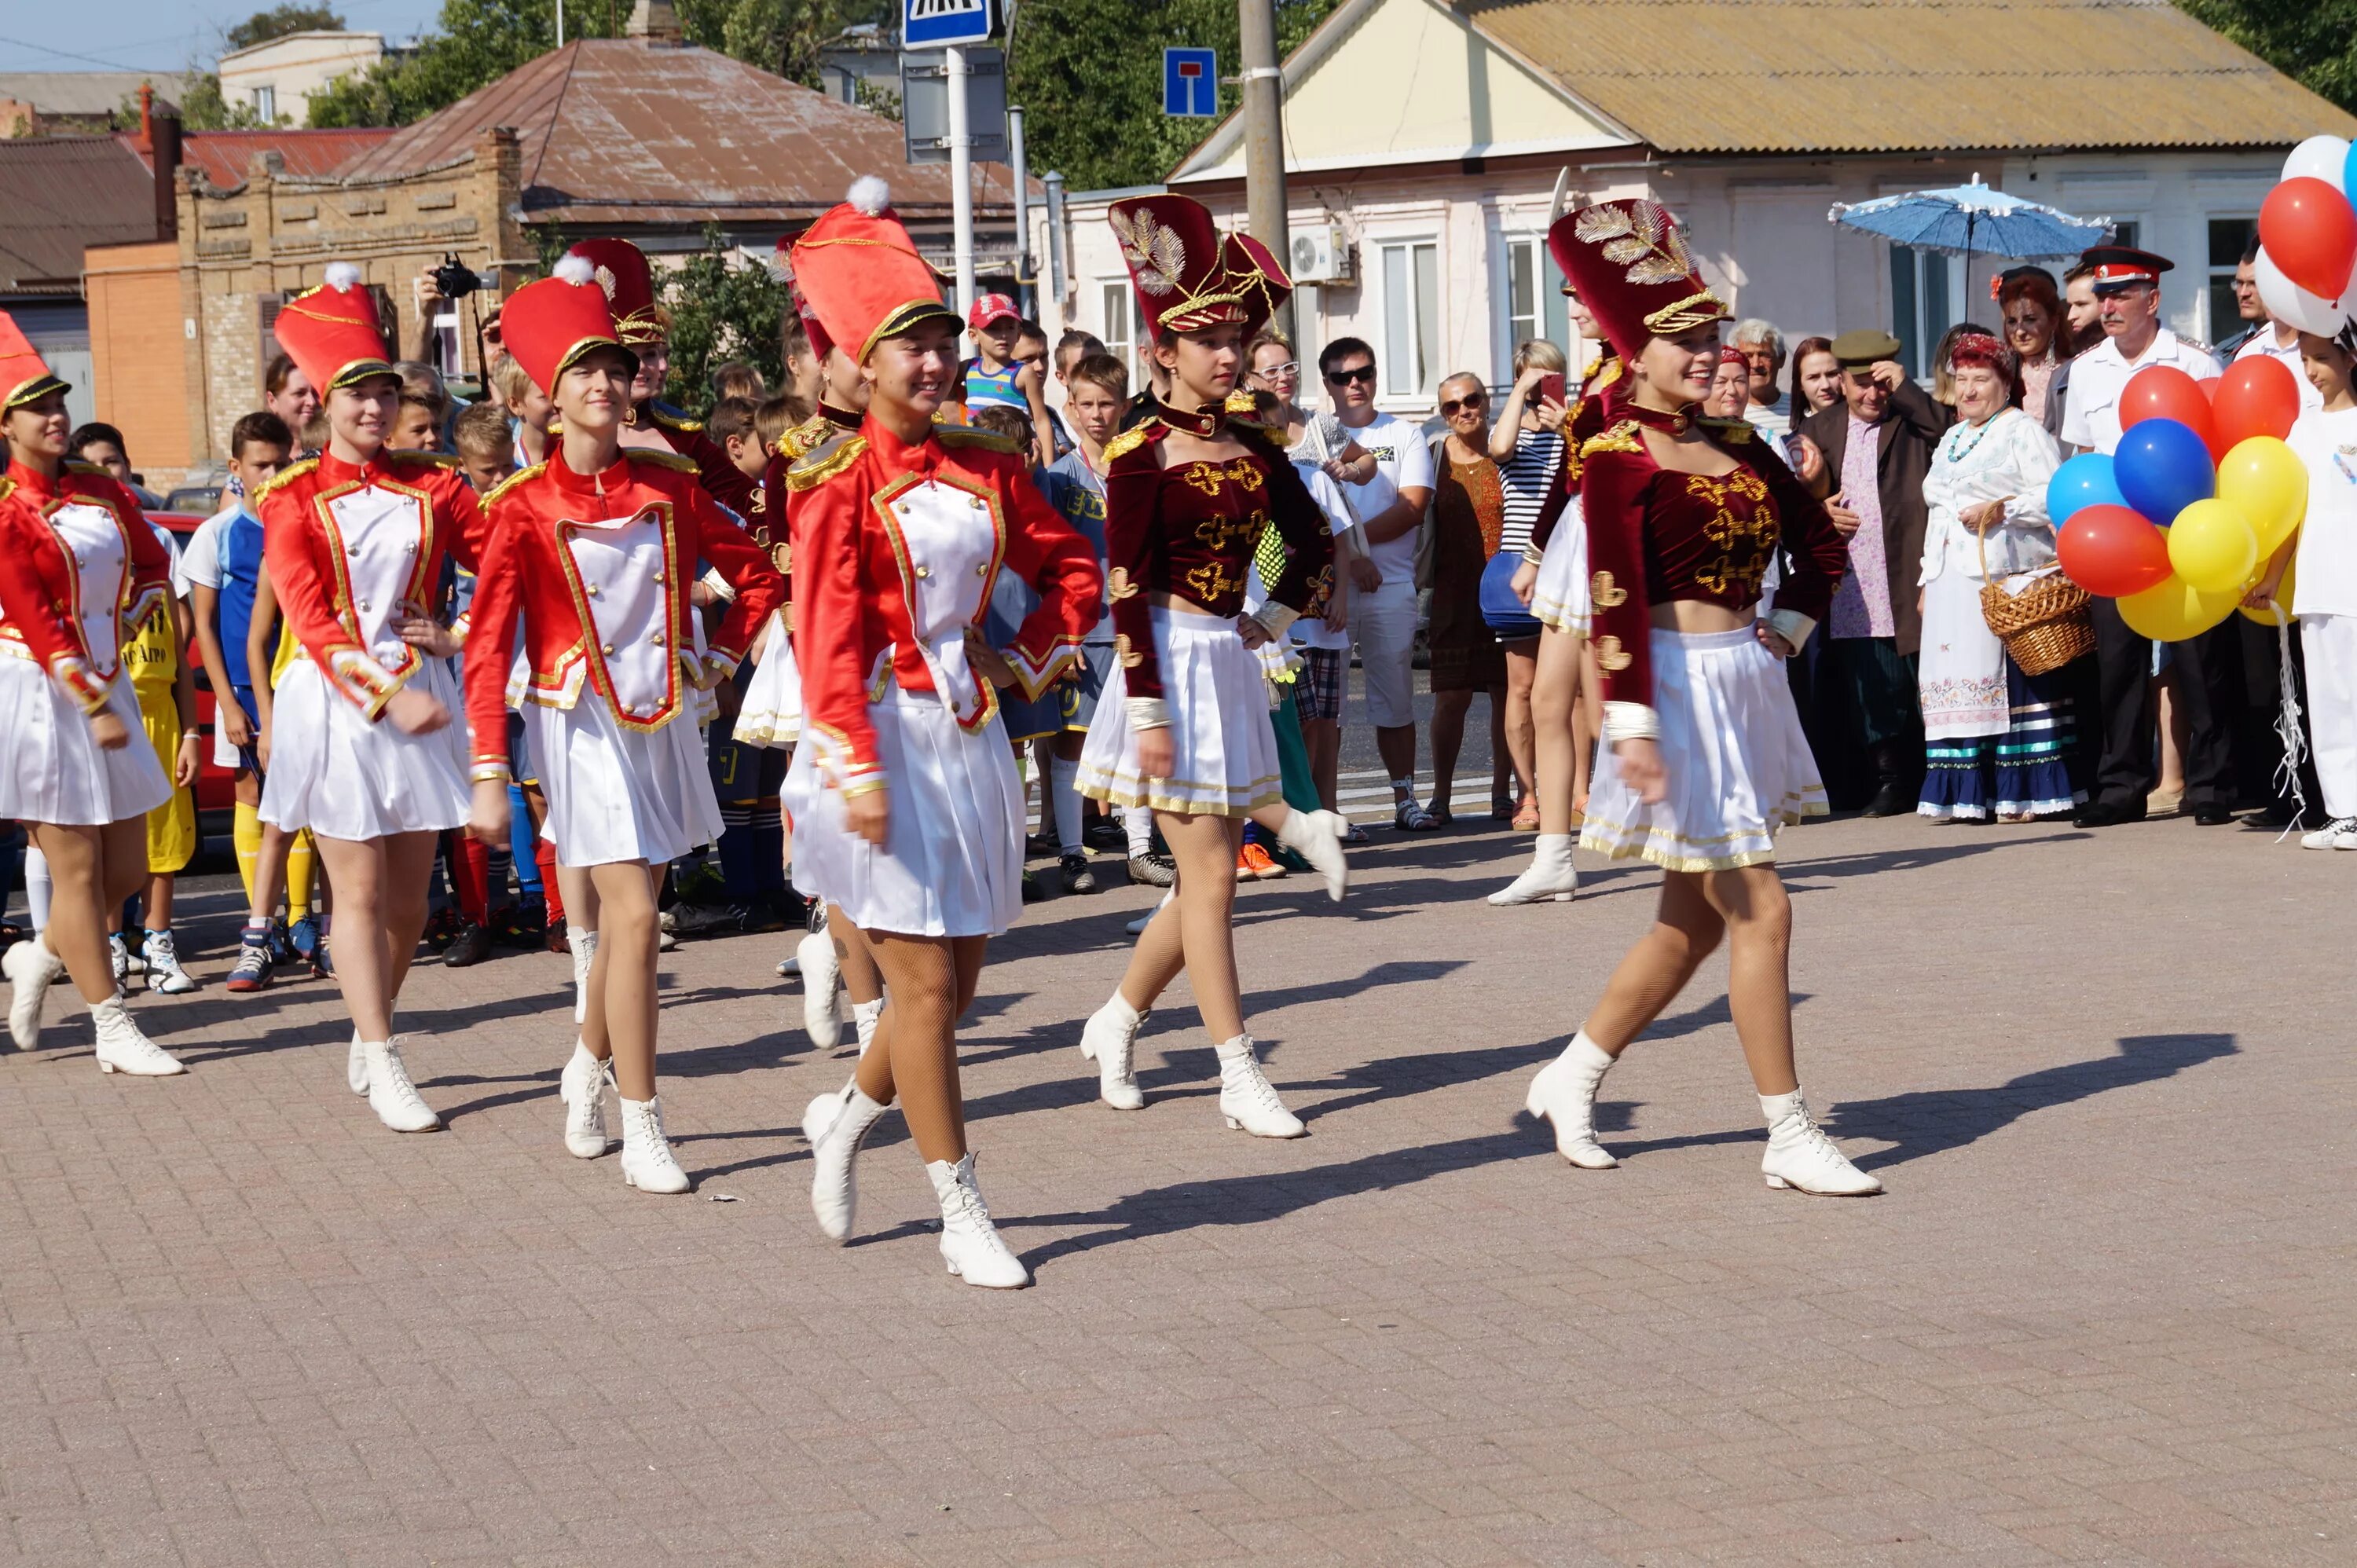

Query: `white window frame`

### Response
(252, 83, 276, 122)
(1501, 234, 1544, 365)
(2204, 214, 2258, 349)
(1097, 277, 1147, 388)
(1372, 236, 1442, 406)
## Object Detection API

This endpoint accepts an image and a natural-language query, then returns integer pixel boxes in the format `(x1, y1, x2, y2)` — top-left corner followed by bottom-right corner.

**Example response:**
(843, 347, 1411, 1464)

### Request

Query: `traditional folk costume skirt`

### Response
(788, 687, 1025, 939)
(731, 610, 801, 749)
(1915, 569, 2080, 821)
(0, 658, 171, 828)
(260, 655, 470, 841)
(1530, 496, 1593, 636)
(1580, 626, 1827, 870)
(1076, 606, 1285, 819)
(526, 693, 723, 869)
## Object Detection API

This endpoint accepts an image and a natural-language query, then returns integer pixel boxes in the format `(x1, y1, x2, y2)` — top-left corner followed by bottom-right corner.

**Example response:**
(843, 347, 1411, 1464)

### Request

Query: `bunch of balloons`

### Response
(2253, 135, 2357, 339)
(2049, 357, 2308, 639)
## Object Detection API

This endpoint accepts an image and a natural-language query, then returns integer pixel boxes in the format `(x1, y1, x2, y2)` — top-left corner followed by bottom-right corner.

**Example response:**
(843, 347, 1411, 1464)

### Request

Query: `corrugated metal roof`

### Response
(335, 39, 1025, 222)
(1466, 0, 2357, 153)
(176, 128, 396, 188)
(0, 136, 155, 295)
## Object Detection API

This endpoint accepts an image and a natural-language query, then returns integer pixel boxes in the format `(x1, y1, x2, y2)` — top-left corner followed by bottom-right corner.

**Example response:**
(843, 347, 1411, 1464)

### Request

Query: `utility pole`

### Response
(947, 42, 977, 328)
(1238, 0, 1289, 339)
(1009, 105, 1031, 318)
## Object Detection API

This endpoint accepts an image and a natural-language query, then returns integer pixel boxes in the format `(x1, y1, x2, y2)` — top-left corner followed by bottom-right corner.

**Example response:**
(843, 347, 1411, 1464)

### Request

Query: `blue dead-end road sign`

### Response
(905, 0, 993, 48)
(1164, 47, 1219, 117)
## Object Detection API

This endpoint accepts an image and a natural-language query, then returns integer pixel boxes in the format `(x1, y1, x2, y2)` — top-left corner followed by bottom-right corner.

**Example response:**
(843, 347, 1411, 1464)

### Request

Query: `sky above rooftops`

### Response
(0, 0, 442, 75)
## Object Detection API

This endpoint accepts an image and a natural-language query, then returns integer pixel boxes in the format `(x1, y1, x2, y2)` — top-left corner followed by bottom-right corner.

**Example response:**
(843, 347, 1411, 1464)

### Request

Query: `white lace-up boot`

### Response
(571, 928, 599, 1026)
(1216, 1035, 1305, 1138)
(90, 995, 185, 1075)
(1490, 833, 1580, 905)
(1078, 992, 1147, 1110)
(852, 996, 884, 1057)
(362, 1039, 442, 1132)
(346, 1030, 368, 1095)
(1759, 1089, 1882, 1196)
(1274, 808, 1351, 901)
(5, 934, 64, 1050)
(559, 1041, 612, 1158)
(617, 1094, 690, 1192)
(1523, 1033, 1619, 1168)
(797, 930, 841, 1050)
(926, 1153, 1031, 1289)
(804, 1079, 890, 1240)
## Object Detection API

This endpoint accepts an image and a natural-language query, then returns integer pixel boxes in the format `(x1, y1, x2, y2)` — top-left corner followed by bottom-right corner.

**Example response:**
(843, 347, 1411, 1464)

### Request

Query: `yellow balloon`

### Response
(2166, 497, 2260, 592)
(2239, 554, 2299, 626)
(2119, 573, 2241, 641)
(2217, 436, 2308, 556)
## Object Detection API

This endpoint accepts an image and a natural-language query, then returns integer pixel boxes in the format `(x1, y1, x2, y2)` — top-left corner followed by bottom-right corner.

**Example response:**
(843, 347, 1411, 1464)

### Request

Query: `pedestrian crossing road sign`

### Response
(1164, 47, 1219, 118)
(904, 0, 993, 48)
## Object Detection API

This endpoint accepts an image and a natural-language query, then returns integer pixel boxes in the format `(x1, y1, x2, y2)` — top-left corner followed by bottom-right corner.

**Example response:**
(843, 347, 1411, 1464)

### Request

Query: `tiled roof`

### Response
(0, 136, 155, 295)
(1464, 0, 2357, 154)
(335, 39, 1026, 224)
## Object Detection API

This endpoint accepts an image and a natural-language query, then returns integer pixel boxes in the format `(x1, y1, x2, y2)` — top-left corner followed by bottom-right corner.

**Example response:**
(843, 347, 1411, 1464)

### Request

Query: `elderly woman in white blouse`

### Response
(1915, 332, 2084, 821)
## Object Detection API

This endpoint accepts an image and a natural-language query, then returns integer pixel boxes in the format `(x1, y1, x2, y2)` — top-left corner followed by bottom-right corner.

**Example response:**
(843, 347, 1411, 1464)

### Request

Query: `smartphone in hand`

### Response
(1536, 372, 1567, 407)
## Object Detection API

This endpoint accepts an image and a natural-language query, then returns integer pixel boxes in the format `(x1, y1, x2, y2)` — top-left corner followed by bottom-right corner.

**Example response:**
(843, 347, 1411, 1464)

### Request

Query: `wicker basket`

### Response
(1978, 524, 2094, 677)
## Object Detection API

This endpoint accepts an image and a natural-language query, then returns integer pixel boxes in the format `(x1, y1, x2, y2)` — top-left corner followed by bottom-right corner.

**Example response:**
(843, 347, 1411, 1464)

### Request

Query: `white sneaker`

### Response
(142, 931, 199, 994)
(90, 995, 186, 1076)
(805, 1079, 889, 1240)
(1078, 994, 1147, 1110)
(617, 1094, 690, 1193)
(108, 932, 130, 989)
(1275, 808, 1352, 901)
(1490, 833, 1580, 905)
(852, 997, 885, 1057)
(1215, 1035, 1305, 1138)
(2299, 815, 2357, 850)
(1759, 1090, 1881, 1196)
(1523, 1035, 1619, 1169)
(559, 1041, 612, 1158)
(571, 928, 598, 1026)
(346, 1031, 368, 1096)
(4, 935, 64, 1050)
(362, 1039, 442, 1132)
(797, 930, 842, 1050)
(926, 1152, 1031, 1288)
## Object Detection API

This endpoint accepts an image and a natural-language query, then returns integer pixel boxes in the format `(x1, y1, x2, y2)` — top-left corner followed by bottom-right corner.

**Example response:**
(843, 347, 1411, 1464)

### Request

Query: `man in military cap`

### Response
(1795, 328, 1949, 814)
(2058, 244, 2233, 826)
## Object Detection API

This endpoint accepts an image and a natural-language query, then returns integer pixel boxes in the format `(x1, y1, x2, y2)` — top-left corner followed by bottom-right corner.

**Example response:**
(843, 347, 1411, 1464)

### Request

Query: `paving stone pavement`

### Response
(4, 811, 2356, 1566)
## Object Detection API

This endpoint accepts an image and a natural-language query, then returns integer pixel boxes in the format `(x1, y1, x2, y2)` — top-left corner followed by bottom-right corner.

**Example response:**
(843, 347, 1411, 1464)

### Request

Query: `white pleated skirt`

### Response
(260, 656, 470, 841)
(0, 658, 171, 827)
(1580, 626, 1826, 871)
(731, 610, 801, 748)
(789, 687, 1024, 939)
(526, 695, 722, 868)
(1075, 606, 1285, 818)
(1530, 499, 1593, 635)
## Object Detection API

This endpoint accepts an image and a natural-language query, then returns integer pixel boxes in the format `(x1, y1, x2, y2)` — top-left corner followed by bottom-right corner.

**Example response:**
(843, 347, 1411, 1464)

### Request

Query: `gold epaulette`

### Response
(251, 457, 318, 504)
(64, 460, 108, 477)
(777, 412, 833, 463)
(937, 424, 1025, 456)
(0, 474, 16, 505)
(384, 449, 459, 468)
(786, 434, 867, 493)
(1698, 416, 1755, 444)
(643, 401, 702, 434)
(625, 448, 700, 474)
(480, 463, 545, 511)
(1102, 419, 1165, 465)
(1580, 420, 1643, 460)
(1584, 354, 1622, 398)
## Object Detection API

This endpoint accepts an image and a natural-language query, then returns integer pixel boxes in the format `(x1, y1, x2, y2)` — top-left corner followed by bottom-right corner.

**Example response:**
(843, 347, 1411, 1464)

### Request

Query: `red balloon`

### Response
(2212, 353, 2304, 447)
(2119, 365, 2220, 457)
(2197, 376, 2221, 401)
(2260, 177, 2357, 301)
(2058, 504, 2173, 598)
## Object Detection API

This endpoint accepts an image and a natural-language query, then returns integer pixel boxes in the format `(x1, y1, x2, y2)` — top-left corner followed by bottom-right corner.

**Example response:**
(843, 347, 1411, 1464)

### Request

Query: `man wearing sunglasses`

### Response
(1320, 336, 1440, 831)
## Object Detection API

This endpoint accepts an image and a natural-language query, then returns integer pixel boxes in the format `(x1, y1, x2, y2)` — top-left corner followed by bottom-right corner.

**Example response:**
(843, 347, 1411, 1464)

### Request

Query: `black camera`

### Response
(431, 252, 480, 300)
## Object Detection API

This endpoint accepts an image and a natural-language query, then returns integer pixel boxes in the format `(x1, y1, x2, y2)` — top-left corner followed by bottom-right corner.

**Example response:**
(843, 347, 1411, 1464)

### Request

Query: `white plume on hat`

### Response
(553, 253, 597, 287)
(847, 175, 890, 217)
(324, 261, 361, 291)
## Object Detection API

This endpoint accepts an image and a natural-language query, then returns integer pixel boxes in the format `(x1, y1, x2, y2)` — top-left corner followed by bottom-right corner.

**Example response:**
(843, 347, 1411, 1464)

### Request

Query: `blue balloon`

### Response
(2343, 142, 2357, 207)
(2114, 418, 2215, 526)
(2047, 452, 2126, 526)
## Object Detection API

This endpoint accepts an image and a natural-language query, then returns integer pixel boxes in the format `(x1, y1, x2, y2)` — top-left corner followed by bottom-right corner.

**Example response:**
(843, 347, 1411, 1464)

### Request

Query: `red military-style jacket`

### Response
(0, 458, 171, 712)
(788, 418, 1102, 797)
(462, 446, 784, 782)
(254, 447, 486, 720)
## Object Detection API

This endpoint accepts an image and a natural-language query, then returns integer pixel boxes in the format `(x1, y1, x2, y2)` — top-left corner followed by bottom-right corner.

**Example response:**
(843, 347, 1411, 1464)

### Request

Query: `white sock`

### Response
(1050, 757, 1084, 851)
(1124, 806, 1152, 858)
(24, 845, 50, 932)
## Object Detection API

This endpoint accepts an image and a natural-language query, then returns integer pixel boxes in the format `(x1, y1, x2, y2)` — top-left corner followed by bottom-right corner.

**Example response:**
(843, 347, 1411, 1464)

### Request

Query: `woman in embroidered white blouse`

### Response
(1915, 332, 2084, 822)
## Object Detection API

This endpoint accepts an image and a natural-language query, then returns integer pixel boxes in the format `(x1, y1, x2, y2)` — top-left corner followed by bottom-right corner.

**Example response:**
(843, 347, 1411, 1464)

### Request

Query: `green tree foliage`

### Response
(226, 5, 348, 53)
(1008, 0, 1343, 192)
(660, 226, 785, 412)
(2176, 2, 2357, 112)
(309, 0, 622, 126)
(139, 75, 266, 130)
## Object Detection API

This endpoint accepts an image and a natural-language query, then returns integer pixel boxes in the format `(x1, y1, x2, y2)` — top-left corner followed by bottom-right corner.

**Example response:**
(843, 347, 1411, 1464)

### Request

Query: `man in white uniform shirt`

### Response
(2060, 245, 2234, 827)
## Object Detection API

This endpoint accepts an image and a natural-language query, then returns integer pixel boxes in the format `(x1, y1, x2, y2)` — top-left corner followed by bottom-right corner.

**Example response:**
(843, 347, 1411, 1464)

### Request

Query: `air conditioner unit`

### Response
(1288, 222, 1351, 284)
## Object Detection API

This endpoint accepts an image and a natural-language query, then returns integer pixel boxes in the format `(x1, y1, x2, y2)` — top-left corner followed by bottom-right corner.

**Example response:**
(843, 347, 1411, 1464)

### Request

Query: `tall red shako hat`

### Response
(273, 262, 395, 394)
(1545, 200, 1728, 363)
(1107, 192, 1292, 337)
(566, 238, 666, 346)
(501, 253, 636, 394)
(789, 177, 959, 365)
(0, 310, 68, 412)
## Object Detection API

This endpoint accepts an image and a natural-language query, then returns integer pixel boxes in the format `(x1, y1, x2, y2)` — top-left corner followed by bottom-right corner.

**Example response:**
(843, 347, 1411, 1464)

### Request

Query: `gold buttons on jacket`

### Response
(585, 583, 601, 597)
(357, 598, 371, 613)
(974, 564, 988, 577)
(601, 642, 614, 655)
(915, 566, 931, 578)
(651, 571, 664, 584)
